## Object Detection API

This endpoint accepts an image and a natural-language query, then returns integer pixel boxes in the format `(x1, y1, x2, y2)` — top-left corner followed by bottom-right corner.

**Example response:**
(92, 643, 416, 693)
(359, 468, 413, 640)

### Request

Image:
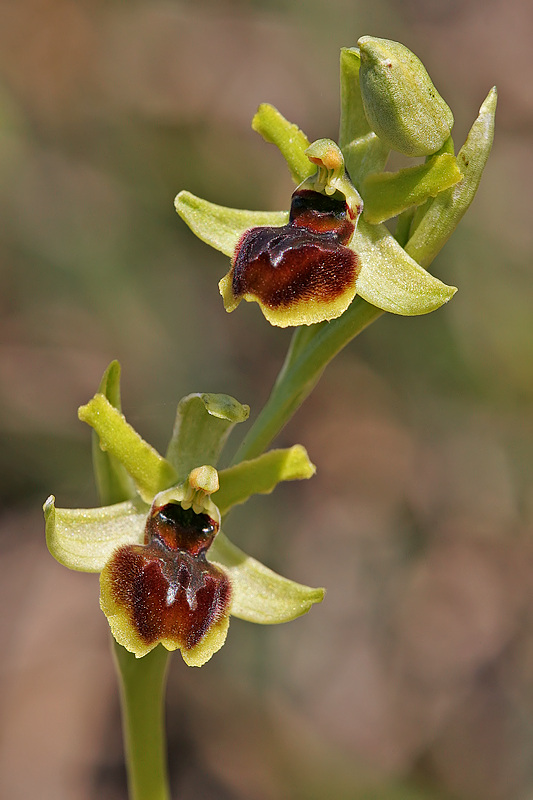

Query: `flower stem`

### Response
(113, 642, 171, 800)
(231, 297, 382, 464)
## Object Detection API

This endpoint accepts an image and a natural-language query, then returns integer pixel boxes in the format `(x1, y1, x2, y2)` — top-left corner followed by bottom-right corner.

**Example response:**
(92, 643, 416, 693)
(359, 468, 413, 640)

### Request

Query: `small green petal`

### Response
(201, 393, 250, 422)
(166, 393, 250, 481)
(92, 361, 136, 505)
(405, 87, 497, 268)
(209, 532, 325, 623)
(215, 445, 316, 516)
(362, 153, 462, 224)
(175, 190, 288, 258)
(44, 494, 147, 572)
(353, 217, 457, 315)
(79, 394, 177, 502)
(251, 103, 314, 184)
(98, 359, 122, 408)
(339, 46, 390, 184)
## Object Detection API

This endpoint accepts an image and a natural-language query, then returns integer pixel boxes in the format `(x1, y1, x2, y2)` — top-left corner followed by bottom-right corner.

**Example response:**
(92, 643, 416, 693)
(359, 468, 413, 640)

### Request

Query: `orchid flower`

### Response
(45, 362, 323, 666)
(175, 37, 496, 329)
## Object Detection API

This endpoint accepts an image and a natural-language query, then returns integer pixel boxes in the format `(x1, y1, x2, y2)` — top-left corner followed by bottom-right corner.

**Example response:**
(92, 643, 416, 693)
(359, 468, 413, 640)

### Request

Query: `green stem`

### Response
(113, 642, 171, 800)
(232, 297, 382, 463)
(93, 367, 172, 800)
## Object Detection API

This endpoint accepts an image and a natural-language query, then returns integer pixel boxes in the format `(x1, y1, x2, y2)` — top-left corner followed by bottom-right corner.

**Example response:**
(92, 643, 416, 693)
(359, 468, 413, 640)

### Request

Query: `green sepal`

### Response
(339, 46, 390, 185)
(175, 190, 288, 258)
(353, 216, 457, 315)
(92, 361, 136, 505)
(44, 494, 147, 572)
(166, 393, 250, 481)
(362, 153, 462, 224)
(405, 87, 497, 268)
(251, 103, 315, 184)
(79, 394, 178, 503)
(209, 531, 324, 623)
(216, 445, 316, 516)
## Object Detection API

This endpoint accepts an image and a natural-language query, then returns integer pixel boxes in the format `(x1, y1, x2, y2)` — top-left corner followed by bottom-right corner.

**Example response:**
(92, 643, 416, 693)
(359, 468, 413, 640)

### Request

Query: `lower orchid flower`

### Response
(45, 362, 324, 666)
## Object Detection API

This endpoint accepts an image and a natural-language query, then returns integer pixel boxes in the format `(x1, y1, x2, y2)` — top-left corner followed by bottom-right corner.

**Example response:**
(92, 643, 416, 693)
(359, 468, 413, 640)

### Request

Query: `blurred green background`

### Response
(1, 0, 532, 798)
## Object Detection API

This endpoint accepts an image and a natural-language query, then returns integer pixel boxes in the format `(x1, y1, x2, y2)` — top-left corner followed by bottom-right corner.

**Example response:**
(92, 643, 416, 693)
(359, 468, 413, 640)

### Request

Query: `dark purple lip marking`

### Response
(106, 503, 231, 650)
(231, 189, 359, 310)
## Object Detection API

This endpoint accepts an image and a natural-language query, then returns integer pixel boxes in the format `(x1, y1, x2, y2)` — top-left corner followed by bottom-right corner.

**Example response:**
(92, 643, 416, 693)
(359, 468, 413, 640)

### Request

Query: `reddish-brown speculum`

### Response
(107, 503, 231, 650)
(231, 189, 359, 310)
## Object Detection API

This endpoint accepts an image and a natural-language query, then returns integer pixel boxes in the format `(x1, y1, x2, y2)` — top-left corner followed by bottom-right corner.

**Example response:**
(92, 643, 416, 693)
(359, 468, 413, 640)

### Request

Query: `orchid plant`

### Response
(45, 36, 496, 800)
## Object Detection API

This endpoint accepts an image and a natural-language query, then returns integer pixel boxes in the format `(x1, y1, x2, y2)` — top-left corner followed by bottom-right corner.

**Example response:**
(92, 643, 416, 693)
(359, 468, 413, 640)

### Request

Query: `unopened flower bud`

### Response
(358, 36, 454, 157)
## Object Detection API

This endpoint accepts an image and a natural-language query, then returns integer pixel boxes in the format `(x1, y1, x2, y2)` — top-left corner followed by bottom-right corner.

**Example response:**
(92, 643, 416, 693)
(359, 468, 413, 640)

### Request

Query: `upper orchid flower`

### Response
(175, 37, 496, 328)
(45, 362, 323, 666)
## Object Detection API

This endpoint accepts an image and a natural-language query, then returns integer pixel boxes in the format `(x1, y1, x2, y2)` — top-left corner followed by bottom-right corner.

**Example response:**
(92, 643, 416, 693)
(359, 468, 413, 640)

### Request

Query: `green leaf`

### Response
(44, 495, 147, 572)
(92, 360, 136, 506)
(79, 394, 177, 502)
(209, 532, 325, 623)
(339, 47, 390, 185)
(252, 103, 315, 184)
(166, 393, 250, 481)
(405, 87, 497, 268)
(175, 190, 288, 258)
(354, 217, 457, 315)
(362, 153, 462, 224)
(216, 445, 316, 515)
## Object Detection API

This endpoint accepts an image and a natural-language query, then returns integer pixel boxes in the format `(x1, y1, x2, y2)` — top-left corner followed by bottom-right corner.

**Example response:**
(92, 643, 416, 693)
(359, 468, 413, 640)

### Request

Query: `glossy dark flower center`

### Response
(147, 503, 218, 556)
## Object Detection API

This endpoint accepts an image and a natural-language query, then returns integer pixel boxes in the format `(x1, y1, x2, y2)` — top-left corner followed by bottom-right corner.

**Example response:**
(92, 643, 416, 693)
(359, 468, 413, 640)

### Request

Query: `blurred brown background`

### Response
(0, 0, 532, 798)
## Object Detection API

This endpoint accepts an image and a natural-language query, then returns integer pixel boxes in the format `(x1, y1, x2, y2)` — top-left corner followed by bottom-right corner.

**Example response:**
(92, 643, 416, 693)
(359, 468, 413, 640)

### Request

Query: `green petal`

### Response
(393, 136, 455, 245)
(362, 153, 462, 224)
(215, 445, 316, 516)
(405, 87, 497, 268)
(209, 532, 324, 623)
(166, 393, 250, 481)
(353, 217, 457, 315)
(79, 394, 177, 502)
(44, 495, 147, 572)
(339, 47, 390, 184)
(92, 361, 136, 505)
(251, 103, 314, 184)
(175, 190, 288, 258)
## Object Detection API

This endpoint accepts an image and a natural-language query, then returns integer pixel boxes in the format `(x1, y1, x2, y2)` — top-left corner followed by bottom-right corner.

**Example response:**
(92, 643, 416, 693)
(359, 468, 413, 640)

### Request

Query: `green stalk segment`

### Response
(113, 643, 171, 800)
(232, 297, 382, 464)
